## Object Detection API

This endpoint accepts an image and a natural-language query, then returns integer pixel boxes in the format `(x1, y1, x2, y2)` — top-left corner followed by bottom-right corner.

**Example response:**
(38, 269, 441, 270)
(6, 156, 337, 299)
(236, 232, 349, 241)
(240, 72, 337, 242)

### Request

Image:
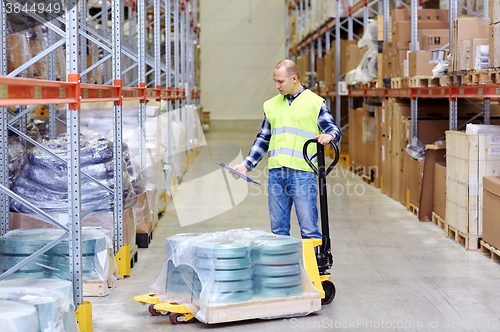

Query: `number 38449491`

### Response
(5, 1, 65, 15)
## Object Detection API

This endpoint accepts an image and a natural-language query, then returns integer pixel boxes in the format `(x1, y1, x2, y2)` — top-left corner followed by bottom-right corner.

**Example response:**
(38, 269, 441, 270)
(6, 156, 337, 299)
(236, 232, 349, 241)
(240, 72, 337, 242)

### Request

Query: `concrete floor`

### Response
(89, 120, 500, 332)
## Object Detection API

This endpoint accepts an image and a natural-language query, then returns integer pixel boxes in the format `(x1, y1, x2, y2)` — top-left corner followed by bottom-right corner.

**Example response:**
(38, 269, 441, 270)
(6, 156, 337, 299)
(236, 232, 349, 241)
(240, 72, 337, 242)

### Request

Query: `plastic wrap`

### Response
(0, 228, 110, 288)
(150, 229, 320, 324)
(0, 279, 80, 332)
(8, 140, 25, 179)
(7, 32, 34, 78)
(357, 19, 378, 51)
(27, 26, 48, 80)
(0, 300, 39, 332)
(406, 139, 426, 162)
(0, 287, 65, 332)
(465, 124, 500, 135)
(10, 134, 137, 214)
(432, 61, 448, 78)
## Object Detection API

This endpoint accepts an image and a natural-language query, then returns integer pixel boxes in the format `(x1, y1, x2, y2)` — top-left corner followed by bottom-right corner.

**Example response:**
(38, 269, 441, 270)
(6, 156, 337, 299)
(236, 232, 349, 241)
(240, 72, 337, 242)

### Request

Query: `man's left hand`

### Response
(314, 133, 334, 145)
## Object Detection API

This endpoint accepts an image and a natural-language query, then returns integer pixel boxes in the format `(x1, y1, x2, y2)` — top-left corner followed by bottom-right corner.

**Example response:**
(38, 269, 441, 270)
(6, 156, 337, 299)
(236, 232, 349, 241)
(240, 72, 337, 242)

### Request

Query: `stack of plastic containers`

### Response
(0, 229, 55, 278)
(50, 229, 108, 281)
(252, 236, 303, 297)
(0, 228, 109, 284)
(0, 279, 80, 332)
(0, 300, 39, 332)
(195, 240, 254, 303)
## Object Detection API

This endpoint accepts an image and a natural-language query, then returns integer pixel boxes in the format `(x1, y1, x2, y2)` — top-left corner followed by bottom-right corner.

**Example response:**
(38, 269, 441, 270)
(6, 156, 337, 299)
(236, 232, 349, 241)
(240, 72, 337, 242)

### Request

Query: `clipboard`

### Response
(216, 163, 261, 185)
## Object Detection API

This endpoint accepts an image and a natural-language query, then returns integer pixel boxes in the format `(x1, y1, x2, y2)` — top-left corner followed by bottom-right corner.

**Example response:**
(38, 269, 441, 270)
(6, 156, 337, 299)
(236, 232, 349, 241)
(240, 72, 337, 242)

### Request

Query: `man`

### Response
(232, 59, 341, 239)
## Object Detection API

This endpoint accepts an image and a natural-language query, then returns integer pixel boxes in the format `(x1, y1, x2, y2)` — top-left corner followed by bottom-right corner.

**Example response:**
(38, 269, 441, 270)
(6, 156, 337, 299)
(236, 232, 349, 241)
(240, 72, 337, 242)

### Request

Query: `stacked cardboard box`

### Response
(451, 17, 489, 72)
(489, 6, 500, 68)
(387, 8, 449, 78)
(446, 130, 500, 250)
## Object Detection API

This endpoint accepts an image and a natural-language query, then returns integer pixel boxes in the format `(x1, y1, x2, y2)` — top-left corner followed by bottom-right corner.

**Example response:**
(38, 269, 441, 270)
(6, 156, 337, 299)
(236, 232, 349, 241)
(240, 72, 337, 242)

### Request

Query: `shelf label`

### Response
(418, 89, 421, 95)
(83, 89, 88, 99)
(111, 90, 115, 98)
(429, 90, 432, 95)
(441, 89, 445, 95)
(460, 88, 464, 95)
(0, 84, 7, 98)
(98, 90, 103, 99)
(59, 88, 65, 98)
(478, 88, 483, 95)
(34, 86, 41, 99)
(497, 88, 500, 95)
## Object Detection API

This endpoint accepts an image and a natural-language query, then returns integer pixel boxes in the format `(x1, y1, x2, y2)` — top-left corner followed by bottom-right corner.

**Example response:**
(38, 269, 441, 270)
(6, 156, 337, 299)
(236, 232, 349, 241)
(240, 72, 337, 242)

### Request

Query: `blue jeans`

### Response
(268, 167, 322, 239)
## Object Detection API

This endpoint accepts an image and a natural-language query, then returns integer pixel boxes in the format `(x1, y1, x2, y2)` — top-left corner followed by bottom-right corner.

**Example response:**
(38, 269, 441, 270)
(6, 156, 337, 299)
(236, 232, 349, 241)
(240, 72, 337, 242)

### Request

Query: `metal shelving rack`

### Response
(0, 0, 200, 313)
(286, 0, 494, 150)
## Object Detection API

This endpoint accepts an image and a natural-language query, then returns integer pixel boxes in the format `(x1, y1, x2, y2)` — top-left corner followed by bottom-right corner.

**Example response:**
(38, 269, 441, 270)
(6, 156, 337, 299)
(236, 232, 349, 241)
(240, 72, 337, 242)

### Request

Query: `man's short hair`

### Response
(275, 59, 299, 78)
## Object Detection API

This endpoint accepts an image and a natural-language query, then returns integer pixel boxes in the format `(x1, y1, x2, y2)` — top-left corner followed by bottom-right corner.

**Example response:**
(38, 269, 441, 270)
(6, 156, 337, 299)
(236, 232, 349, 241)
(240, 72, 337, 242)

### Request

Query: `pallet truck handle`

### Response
(302, 139, 340, 176)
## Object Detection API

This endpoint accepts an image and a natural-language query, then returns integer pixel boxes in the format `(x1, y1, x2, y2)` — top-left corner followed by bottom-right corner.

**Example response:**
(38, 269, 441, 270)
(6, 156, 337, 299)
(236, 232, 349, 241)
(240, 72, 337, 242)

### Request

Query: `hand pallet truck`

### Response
(134, 139, 339, 323)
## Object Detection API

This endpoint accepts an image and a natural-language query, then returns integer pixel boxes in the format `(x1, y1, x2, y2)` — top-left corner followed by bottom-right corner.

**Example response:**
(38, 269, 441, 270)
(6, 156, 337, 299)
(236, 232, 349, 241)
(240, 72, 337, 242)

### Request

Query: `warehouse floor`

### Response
(88, 120, 500, 332)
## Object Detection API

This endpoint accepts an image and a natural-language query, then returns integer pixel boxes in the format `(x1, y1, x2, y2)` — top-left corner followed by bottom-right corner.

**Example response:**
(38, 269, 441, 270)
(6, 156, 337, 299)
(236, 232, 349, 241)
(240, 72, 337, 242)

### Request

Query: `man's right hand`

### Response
(230, 164, 249, 180)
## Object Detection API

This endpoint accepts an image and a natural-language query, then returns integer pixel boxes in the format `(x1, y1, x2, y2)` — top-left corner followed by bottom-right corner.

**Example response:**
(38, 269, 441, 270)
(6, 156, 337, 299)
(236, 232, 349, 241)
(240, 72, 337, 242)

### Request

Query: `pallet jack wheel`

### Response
(321, 280, 336, 305)
(186, 317, 195, 323)
(148, 304, 161, 316)
(169, 313, 185, 325)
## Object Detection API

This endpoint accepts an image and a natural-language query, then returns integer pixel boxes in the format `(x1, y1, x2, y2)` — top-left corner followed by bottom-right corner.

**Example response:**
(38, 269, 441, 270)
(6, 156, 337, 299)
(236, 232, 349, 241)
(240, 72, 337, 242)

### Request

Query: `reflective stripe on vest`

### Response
(271, 126, 317, 139)
(268, 148, 317, 162)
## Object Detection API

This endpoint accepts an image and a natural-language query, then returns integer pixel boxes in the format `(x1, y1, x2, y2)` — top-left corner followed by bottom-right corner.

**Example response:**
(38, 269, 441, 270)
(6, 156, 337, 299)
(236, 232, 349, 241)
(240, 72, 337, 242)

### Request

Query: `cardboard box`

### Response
(459, 40, 472, 71)
(419, 142, 446, 221)
(490, 23, 500, 68)
(489, 0, 500, 25)
(134, 192, 153, 234)
(434, 161, 447, 218)
(316, 56, 325, 82)
(421, 31, 450, 50)
(390, 8, 448, 29)
(483, 176, 500, 249)
(409, 157, 425, 207)
(408, 51, 435, 76)
(445, 131, 500, 250)
(468, 38, 489, 70)
(452, 18, 489, 71)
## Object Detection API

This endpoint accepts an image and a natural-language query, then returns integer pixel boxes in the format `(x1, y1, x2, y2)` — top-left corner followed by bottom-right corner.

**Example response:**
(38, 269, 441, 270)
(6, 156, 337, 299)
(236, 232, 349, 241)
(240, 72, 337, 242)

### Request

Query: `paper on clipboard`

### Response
(216, 163, 261, 185)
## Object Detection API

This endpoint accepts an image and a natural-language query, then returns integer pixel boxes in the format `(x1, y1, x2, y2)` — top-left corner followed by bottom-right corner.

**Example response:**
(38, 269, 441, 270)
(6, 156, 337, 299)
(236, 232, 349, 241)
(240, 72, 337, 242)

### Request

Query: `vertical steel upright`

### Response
(112, 0, 124, 253)
(103, 0, 110, 85)
(449, 0, 458, 131)
(410, 0, 418, 145)
(154, 0, 162, 89)
(0, 0, 8, 236)
(66, 0, 83, 307)
(174, 0, 181, 122)
(484, 0, 490, 125)
(383, 0, 389, 42)
(48, 0, 57, 139)
(335, 0, 341, 147)
(165, 0, 173, 172)
(80, 0, 88, 84)
(138, 0, 147, 175)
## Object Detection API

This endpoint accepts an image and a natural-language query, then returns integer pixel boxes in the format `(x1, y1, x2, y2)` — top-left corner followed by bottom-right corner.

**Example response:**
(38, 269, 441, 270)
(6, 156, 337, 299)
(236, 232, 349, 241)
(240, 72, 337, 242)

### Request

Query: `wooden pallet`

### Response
(431, 211, 446, 230)
(361, 174, 371, 184)
(390, 77, 401, 89)
(448, 71, 467, 86)
(408, 203, 419, 217)
(204, 290, 321, 324)
(468, 70, 490, 85)
(489, 70, 500, 84)
(409, 76, 440, 87)
(83, 277, 116, 297)
(445, 224, 480, 251)
(480, 240, 500, 263)
(439, 75, 448, 86)
(130, 244, 139, 269)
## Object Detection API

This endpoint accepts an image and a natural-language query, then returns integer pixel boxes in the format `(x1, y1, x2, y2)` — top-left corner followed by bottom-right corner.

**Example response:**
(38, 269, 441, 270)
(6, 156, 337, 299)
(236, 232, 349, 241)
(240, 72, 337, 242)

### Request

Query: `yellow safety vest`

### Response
(264, 89, 324, 171)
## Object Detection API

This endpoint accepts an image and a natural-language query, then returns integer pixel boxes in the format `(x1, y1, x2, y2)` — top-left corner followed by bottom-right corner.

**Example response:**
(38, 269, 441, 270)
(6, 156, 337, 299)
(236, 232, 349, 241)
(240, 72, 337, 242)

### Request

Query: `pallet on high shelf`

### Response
(445, 224, 479, 251)
(448, 70, 467, 86)
(480, 240, 500, 263)
(409, 75, 440, 88)
(431, 211, 446, 231)
(390, 77, 409, 89)
(466, 69, 490, 85)
(487, 69, 500, 84)
(439, 75, 448, 86)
